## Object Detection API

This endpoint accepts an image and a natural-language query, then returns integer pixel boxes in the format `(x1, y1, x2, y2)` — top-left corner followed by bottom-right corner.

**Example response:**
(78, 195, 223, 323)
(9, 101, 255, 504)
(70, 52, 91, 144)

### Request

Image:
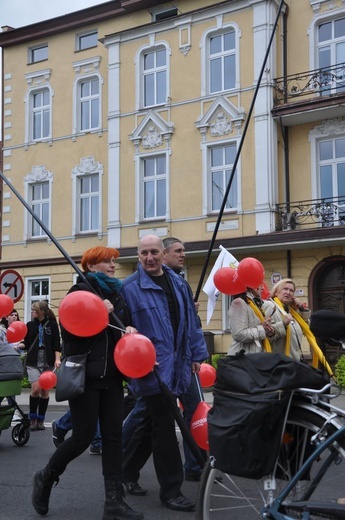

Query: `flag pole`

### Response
(194, 0, 286, 302)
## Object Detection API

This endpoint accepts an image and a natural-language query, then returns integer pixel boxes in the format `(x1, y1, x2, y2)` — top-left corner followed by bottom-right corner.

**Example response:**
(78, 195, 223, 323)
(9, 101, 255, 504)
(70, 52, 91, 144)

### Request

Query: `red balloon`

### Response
(261, 281, 270, 300)
(190, 401, 211, 451)
(39, 371, 57, 390)
(237, 257, 265, 289)
(213, 267, 246, 295)
(199, 363, 216, 388)
(0, 294, 14, 318)
(59, 291, 109, 337)
(6, 321, 28, 343)
(114, 333, 156, 378)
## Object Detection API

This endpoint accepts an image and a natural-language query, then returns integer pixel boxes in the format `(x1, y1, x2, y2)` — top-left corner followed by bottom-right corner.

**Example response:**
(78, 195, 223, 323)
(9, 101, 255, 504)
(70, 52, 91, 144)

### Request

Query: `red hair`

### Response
(81, 246, 120, 272)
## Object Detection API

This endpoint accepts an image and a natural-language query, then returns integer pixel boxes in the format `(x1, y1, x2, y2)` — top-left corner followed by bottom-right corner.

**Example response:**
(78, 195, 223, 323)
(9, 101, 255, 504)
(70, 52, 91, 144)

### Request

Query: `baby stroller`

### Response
(0, 343, 30, 446)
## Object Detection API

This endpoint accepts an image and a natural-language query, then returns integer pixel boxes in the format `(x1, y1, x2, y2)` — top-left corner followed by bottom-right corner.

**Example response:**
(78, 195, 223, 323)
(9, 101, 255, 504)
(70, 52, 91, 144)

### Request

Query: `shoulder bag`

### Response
(55, 352, 88, 402)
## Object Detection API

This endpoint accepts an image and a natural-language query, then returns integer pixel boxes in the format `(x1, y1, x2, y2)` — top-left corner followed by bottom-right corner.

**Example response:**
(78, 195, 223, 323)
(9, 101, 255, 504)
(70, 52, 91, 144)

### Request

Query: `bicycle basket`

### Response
(208, 389, 290, 479)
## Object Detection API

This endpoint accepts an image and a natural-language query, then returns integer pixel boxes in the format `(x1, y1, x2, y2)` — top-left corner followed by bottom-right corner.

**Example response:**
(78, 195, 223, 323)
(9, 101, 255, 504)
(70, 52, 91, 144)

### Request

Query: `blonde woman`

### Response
(262, 278, 311, 361)
(23, 301, 61, 431)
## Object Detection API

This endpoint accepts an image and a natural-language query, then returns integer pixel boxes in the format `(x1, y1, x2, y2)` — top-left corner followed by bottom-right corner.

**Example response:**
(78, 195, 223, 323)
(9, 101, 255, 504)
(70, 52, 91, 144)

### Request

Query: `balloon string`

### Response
(108, 323, 127, 333)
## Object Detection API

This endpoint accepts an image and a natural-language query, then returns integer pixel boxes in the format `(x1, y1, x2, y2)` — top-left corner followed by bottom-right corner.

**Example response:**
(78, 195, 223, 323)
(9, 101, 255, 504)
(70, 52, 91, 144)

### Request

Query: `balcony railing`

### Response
(273, 63, 345, 105)
(276, 197, 345, 231)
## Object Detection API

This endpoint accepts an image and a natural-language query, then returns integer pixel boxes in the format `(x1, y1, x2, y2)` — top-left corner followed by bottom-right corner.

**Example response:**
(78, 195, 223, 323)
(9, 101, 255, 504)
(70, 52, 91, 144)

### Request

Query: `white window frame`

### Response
(135, 41, 170, 110)
(71, 157, 103, 239)
(28, 43, 48, 64)
(202, 139, 241, 215)
(72, 57, 103, 136)
(76, 30, 98, 51)
(135, 151, 170, 223)
(24, 70, 53, 144)
(24, 276, 50, 323)
(200, 22, 240, 97)
(24, 166, 53, 242)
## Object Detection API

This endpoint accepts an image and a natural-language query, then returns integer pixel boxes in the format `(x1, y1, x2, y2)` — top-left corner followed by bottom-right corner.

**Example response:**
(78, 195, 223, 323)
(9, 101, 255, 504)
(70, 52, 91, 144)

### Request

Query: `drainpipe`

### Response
(281, 3, 292, 277)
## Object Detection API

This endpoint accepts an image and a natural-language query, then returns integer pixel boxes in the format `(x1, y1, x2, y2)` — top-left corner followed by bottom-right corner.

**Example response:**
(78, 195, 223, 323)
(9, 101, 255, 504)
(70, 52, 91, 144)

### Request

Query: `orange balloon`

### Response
(59, 291, 109, 337)
(0, 294, 14, 318)
(199, 363, 216, 388)
(190, 401, 211, 451)
(39, 371, 57, 390)
(7, 321, 28, 343)
(114, 333, 156, 378)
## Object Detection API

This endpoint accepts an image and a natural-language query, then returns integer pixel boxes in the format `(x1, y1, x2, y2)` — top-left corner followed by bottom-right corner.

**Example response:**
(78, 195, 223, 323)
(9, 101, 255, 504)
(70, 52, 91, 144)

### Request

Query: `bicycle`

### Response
(196, 383, 345, 519)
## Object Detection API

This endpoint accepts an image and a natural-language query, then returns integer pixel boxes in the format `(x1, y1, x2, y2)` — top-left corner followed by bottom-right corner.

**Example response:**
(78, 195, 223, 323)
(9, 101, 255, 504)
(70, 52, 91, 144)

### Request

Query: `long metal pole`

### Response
(0, 170, 207, 463)
(194, 0, 286, 301)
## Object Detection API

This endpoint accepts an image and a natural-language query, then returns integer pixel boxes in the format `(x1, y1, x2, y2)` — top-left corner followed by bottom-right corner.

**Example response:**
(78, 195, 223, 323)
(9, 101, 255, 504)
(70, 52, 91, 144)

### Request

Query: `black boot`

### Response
(32, 464, 60, 515)
(103, 480, 144, 520)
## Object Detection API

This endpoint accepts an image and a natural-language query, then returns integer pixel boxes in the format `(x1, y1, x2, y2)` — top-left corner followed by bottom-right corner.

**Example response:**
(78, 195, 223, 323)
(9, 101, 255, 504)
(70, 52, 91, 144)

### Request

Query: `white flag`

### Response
(202, 245, 239, 324)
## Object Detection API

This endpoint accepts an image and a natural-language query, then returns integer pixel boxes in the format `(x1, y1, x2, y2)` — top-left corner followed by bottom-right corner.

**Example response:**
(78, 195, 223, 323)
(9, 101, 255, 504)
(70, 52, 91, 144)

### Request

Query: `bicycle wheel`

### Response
(196, 404, 345, 520)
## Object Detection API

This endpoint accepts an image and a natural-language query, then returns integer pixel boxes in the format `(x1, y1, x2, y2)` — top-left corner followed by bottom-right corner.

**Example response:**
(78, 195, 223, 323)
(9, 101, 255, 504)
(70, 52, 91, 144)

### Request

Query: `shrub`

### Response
(335, 355, 345, 389)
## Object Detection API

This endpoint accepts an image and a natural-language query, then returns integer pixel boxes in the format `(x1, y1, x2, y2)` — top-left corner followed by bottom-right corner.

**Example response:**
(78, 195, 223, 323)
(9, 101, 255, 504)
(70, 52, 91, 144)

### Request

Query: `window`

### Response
(210, 143, 238, 212)
(209, 30, 236, 93)
(29, 44, 48, 63)
(29, 181, 50, 238)
(25, 278, 50, 322)
(319, 137, 345, 200)
(318, 17, 345, 94)
(79, 174, 99, 232)
(143, 47, 167, 107)
(78, 77, 100, 131)
(141, 155, 166, 219)
(77, 31, 98, 51)
(72, 157, 103, 237)
(32, 89, 50, 140)
(152, 7, 178, 21)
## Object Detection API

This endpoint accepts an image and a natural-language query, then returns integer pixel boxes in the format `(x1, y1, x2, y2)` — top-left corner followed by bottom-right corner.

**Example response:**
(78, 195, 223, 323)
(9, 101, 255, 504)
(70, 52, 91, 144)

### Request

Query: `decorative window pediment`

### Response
(130, 110, 174, 151)
(25, 164, 53, 183)
(196, 97, 245, 140)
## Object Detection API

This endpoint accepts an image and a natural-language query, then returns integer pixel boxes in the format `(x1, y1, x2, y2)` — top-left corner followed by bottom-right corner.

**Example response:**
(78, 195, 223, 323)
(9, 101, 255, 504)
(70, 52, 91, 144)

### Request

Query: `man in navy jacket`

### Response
(121, 234, 208, 512)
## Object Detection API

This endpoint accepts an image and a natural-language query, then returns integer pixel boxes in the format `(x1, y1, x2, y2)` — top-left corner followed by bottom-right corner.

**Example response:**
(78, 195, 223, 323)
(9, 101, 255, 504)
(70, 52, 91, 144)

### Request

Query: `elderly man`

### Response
(121, 234, 208, 512)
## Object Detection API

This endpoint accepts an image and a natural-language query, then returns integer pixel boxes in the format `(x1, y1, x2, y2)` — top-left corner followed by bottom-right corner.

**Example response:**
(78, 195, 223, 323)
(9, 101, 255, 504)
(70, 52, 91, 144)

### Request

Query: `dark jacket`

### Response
(61, 274, 130, 382)
(24, 318, 61, 367)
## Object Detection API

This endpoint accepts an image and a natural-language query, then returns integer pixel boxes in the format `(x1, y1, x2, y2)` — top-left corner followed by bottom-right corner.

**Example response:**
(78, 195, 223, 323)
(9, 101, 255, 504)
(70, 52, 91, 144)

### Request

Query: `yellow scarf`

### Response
(247, 299, 272, 353)
(273, 297, 333, 377)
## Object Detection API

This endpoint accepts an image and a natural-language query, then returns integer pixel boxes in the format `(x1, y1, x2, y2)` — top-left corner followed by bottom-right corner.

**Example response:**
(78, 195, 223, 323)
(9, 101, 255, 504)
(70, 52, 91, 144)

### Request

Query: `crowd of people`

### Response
(0, 238, 319, 520)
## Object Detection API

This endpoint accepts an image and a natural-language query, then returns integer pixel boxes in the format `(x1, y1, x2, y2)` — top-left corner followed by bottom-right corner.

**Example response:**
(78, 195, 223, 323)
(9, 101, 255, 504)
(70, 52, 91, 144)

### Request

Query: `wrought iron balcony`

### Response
(273, 63, 345, 105)
(276, 197, 345, 231)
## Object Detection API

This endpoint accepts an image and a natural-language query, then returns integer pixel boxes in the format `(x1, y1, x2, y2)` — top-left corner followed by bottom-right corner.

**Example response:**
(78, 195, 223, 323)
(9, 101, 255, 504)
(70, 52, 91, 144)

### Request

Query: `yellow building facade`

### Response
(1, 0, 345, 364)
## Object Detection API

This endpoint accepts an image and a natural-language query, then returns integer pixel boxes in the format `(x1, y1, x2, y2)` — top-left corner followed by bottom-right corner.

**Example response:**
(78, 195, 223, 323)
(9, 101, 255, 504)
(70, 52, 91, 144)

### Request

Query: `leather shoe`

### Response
(161, 495, 195, 511)
(125, 481, 148, 496)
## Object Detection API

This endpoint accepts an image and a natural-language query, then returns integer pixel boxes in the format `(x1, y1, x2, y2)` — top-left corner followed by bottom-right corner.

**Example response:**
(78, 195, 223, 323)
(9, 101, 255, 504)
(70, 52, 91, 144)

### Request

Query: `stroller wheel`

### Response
(12, 423, 30, 446)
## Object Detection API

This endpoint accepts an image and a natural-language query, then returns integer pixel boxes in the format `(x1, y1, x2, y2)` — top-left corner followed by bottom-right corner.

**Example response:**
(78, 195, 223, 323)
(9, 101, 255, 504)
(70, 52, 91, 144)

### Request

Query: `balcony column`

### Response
(252, 1, 278, 234)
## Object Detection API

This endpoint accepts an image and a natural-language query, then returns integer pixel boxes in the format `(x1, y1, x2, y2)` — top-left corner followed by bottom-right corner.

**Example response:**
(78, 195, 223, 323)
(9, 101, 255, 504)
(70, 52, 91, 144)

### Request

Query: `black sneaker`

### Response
(51, 420, 66, 448)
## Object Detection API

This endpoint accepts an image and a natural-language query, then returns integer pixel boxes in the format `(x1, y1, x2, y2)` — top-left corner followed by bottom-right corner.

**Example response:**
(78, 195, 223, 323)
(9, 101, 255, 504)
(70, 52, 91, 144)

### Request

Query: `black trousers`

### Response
(49, 379, 124, 481)
(123, 393, 183, 501)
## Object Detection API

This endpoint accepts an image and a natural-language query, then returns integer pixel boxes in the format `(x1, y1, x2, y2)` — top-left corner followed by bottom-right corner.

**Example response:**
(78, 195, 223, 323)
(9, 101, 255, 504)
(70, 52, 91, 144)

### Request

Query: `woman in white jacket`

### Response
(228, 286, 278, 355)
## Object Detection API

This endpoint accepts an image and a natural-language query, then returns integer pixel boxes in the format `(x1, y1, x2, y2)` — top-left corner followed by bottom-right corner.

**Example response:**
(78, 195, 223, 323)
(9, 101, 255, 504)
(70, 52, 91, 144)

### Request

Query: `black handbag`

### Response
(55, 353, 88, 402)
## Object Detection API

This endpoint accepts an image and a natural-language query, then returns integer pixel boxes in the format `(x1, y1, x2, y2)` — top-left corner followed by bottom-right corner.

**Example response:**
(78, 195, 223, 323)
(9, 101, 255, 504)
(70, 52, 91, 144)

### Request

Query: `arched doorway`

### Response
(310, 255, 345, 367)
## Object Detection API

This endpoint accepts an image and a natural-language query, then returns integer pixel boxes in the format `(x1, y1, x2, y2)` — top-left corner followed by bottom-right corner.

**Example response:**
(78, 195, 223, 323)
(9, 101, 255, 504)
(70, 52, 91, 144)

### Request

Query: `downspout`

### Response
(281, 3, 292, 278)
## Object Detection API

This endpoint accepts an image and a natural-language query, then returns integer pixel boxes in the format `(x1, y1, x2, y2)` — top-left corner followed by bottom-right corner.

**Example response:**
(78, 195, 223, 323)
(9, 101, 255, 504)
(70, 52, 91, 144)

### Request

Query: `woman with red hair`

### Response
(32, 246, 143, 520)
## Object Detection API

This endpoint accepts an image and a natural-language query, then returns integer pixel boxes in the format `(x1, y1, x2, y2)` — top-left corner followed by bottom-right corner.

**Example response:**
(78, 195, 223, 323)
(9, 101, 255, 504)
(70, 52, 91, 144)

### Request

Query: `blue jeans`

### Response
(55, 409, 102, 448)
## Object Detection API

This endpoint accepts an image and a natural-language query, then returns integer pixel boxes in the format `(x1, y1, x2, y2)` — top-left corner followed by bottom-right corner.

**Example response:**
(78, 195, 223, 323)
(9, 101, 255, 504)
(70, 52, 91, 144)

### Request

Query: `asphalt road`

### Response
(0, 408, 202, 520)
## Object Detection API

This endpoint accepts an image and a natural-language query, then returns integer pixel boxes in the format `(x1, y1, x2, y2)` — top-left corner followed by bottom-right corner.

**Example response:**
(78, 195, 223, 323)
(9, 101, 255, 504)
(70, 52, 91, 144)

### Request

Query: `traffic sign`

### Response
(0, 269, 24, 303)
